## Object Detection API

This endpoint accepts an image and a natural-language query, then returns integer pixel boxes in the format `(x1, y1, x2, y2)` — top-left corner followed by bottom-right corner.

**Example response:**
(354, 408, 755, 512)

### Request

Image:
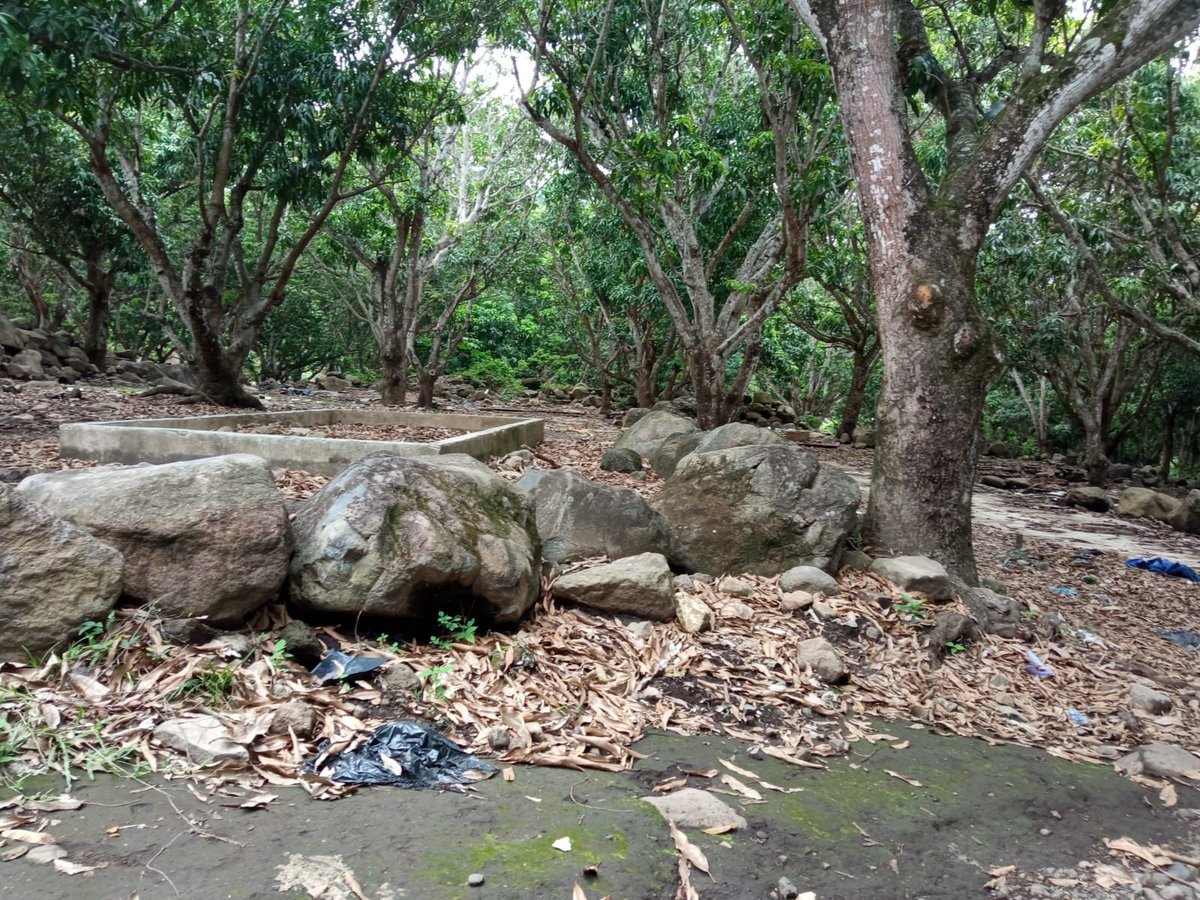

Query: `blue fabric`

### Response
(1125, 556, 1200, 583)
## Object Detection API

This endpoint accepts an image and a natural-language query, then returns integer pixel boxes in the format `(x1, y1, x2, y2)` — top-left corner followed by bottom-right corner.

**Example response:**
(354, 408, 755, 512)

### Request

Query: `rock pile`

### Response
(0, 315, 101, 384)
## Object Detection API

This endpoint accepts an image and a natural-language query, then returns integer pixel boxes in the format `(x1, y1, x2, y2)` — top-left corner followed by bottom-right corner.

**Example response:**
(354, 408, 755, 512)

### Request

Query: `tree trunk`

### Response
(417, 372, 437, 408)
(838, 346, 874, 439)
(83, 250, 111, 366)
(1160, 405, 1175, 482)
(379, 346, 408, 406)
(864, 240, 996, 581)
(186, 305, 262, 409)
(1083, 425, 1109, 486)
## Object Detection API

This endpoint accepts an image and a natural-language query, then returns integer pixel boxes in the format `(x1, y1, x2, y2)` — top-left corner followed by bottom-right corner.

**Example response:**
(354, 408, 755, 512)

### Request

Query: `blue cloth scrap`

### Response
(1125, 556, 1200, 583)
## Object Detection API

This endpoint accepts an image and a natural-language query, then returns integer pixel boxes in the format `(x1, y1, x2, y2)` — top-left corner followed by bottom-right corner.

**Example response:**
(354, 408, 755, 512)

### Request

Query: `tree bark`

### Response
(82, 246, 111, 366)
(838, 344, 876, 439)
(417, 371, 437, 408)
(1160, 405, 1176, 482)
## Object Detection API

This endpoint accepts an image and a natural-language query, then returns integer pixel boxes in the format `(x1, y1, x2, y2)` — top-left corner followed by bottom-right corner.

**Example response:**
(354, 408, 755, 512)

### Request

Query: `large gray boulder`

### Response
(652, 445, 859, 576)
(520, 467, 669, 565)
(0, 315, 22, 351)
(6, 348, 44, 379)
(551, 552, 675, 620)
(614, 409, 698, 459)
(290, 453, 540, 624)
(1167, 490, 1200, 534)
(648, 431, 704, 479)
(0, 485, 123, 660)
(18, 454, 291, 625)
(1117, 487, 1178, 523)
(693, 422, 787, 454)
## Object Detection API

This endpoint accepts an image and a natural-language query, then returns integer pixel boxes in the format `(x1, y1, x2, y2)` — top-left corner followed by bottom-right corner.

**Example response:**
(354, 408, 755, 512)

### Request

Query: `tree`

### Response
(520, 0, 837, 427)
(788, 0, 1200, 579)
(0, 0, 490, 406)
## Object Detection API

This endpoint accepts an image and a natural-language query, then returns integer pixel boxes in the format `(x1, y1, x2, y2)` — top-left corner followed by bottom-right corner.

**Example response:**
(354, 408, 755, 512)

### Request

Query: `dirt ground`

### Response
(2, 380, 1200, 899)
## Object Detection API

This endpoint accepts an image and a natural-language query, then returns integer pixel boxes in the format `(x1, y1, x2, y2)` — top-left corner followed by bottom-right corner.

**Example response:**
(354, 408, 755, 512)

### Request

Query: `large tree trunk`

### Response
(417, 372, 437, 408)
(379, 344, 408, 406)
(187, 308, 262, 409)
(83, 250, 111, 367)
(865, 236, 996, 581)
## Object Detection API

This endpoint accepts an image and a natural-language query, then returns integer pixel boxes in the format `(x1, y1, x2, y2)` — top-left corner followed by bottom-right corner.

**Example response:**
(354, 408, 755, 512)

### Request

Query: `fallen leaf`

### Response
(988, 866, 1016, 877)
(235, 793, 277, 810)
(718, 757, 761, 780)
(681, 768, 718, 779)
(573, 883, 589, 900)
(1105, 836, 1171, 867)
(1, 829, 56, 845)
(1049, 878, 1081, 887)
(1093, 863, 1136, 888)
(653, 777, 689, 794)
(669, 822, 711, 878)
(701, 823, 737, 835)
(885, 770, 923, 787)
(719, 774, 763, 801)
(54, 859, 106, 875)
(891, 741, 910, 750)
(1160, 784, 1177, 808)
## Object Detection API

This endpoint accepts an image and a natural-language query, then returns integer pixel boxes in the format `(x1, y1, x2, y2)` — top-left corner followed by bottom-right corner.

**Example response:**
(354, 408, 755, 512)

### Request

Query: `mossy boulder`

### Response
(651, 445, 859, 576)
(290, 453, 540, 624)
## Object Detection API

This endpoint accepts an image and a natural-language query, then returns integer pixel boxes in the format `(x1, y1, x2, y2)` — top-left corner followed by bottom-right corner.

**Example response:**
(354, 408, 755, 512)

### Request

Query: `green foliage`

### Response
(430, 613, 477, 650)
(895, 594, 926, 622)
(417, 662, 454, 700)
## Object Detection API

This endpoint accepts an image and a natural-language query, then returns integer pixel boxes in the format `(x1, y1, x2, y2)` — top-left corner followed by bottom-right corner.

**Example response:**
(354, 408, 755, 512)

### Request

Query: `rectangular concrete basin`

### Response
(60, 408, 544, 475)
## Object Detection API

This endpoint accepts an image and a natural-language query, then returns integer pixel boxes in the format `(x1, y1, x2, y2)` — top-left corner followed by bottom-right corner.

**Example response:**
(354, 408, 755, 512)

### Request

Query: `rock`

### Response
(379, 664, 422, 695)
(269, 701, 317, 738)
(1065, 486, 1111, 512)
(1117, 487, 1179, 523)
(153, 715, 249, 764)
(721, 600, 754, 620)
(314, 372, 351, 391)
(599, 447, 642, 473)
(928, 612, 979, 659)
(838, 549, 873, 573)
(647, 431, 705, 480)
(5, 348, 45, 379)
(18, 454, 292, 625)
(0, 484, 124, 660)
(673, 574, 695, 591)
(291, 453, 539, 624)
(674, 593, 714, 633)
(1167, 490, 1200, 534)
(641, 788, 748, 831)
(779, 565, 840, 596)
(980, 475, 1007, 489)
(1130, 683, 1173, 715)
(985, 441, 1014, 458)
(795, 637, 846, 684)
(613, 409, 698, 459)
(693, 422, 787, 454)
(487, 727, 510, 750)
(718, 576, 753, 597)
(852, 426, 875, 448)
(279, 620, 326, 668)
(552, 552, 675, 620)
(961, 586, 1022, 636)
(467, 873, 486, 888)
(811, 599, 837, 620)
(0, 315, 22, 350)
(780, 591, 814, 612)
(520, 467, 669, 565)
(622, 407, 651, 428)
(1115, 743, 1200, 780)
(652, 445, 859, 576)
(1107, 462, 1133, 479)
(869, 556, 954, 601)
(159, 618, 220, 646)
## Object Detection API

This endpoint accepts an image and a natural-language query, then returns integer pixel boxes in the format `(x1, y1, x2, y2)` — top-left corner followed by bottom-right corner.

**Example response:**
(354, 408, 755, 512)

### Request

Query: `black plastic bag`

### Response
(306, 721, 494, 789)
(311, 650, 389, 684)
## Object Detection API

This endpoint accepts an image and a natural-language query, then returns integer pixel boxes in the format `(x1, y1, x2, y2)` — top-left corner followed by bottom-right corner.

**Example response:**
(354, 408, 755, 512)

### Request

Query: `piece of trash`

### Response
(305, 721, 494, 789)
(1062, 625, 1105, 647)
(1023, 650, 1054, 678)
(1126, 557, 1200, 583)
(1050, 586, 1078, 597)
(1158, 628, 1200, 649)
(1068, 709, 1089, 726)
(311, 650, 389, 684)
(552, 836, 573, 852)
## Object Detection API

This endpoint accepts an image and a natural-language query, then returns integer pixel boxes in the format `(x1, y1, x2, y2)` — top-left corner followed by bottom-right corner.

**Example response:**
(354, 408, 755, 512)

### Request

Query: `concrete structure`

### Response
(60, 409, 544, 475)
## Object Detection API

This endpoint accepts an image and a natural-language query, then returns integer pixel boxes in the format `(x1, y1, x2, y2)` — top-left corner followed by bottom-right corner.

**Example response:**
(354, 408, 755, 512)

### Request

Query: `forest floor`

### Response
(1, 380, 1199, 899)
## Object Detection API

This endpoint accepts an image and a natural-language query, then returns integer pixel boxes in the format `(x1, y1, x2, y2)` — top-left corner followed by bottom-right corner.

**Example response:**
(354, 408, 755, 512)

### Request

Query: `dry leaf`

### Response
(1093, 863, 1136, 888)
(718, 757, 761, 780)
(891, 741, 910, 750)
(1, 828, 56, 845)
(719, 774, 764, 801)
(54, 859, 106, 875)
(573, 884, 589, 900)
(1159, 784, 1177, 808)
(988, 866, 1016, 877)
(1105, 837, 1171, 867)
(653, 777, 689, 794)
(701, 823, 737, 835)
(669, 822, 711, 878)
(885, 770, 923, 787)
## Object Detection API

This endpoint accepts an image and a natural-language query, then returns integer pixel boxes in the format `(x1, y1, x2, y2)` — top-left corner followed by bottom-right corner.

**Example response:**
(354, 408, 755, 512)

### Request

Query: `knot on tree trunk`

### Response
(953, 323, 978, 359)
(908, 282, 942, 329)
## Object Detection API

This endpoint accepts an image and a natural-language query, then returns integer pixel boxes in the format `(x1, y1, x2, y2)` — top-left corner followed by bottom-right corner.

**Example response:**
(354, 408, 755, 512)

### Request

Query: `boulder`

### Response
(1065, 486, 1111, 512)
(290, 453, 539, 624)
(6, 348, 44, 379)
(1129, 683, 1173, 715)
(622, 408, 651, 428)
(613, 409, 698, 459)
(779, 565, 840, 596)
(598, 447, 643, 474)
(1117, 487, 1179, 523)
(647, 431, 704, 479)
(869, 556, 954, 601)
(838, 549, 873, 573)
(795, 637, 847, 684)
(718, 575, 754, 597)
(1167, 490, 1200, 534)
(520, 467, 669, 565)
(693, 422, 787, 454)
(980, 475, 1007, 489)
(551, 552, 675, 620)
(1115, 743, 1200, 781)
(0, 315, 22, 351)
(18, 454, 291, 625)
(652, 445, 859, 576)
(852, 426, 876, 448)
(0, 485, 124, 660)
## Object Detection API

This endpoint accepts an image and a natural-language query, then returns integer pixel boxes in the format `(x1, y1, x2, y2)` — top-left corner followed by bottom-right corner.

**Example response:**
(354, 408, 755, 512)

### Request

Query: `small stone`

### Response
(626, 620, 654, 640)
(1116, 743, 1200, 780)
(990, 674, 1012, 690)
(1130, 683, 1173, 715)
(487, 727, 510, 751)
(674, 593, 714, 633)
(642, 788, 748, 831)
(722, 600, 754, 620)
(869, 555, 954, 601)
(673, 574, 695, 591)
(467, 873, 485, 887)
(795, 637, 846, 684)
(780, 591, 814, 611)
(279, 620, 326, 668)
(379, 664, 422, 695)
(640, 686, 663, 702)
(269, 701, 317, 738)
(777, 876, 800, 899)
(812, 600, 837, 620)
(864, 625, 882, 641)
(779, 565, 840, 596)
(718, 576, 754, 598)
